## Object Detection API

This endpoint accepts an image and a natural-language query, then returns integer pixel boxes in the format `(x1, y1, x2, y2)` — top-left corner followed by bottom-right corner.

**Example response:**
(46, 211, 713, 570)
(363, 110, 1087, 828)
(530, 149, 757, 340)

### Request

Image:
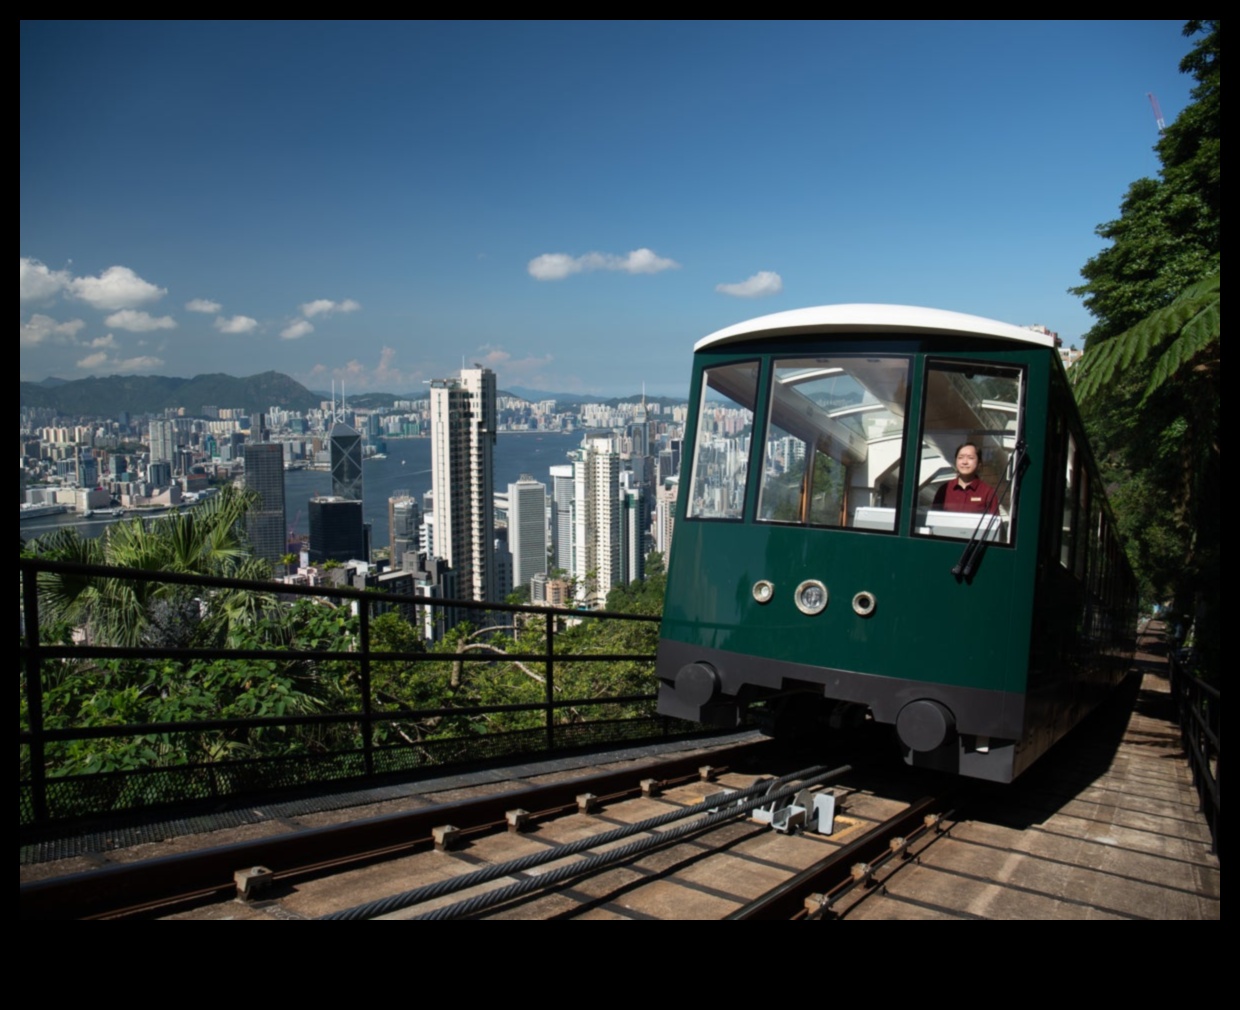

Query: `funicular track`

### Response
(22, 740, 957, 920)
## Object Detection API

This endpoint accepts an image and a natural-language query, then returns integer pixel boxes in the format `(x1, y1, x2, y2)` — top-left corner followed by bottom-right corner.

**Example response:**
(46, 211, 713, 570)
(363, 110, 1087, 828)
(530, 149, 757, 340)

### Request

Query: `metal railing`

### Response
(1168, 649, 1221, 861)
(20, 557, 669, 826)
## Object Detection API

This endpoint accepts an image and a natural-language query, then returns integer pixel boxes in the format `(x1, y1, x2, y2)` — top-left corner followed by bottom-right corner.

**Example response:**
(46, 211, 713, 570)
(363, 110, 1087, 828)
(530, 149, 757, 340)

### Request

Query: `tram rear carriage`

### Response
(656, 305, 1136, 782)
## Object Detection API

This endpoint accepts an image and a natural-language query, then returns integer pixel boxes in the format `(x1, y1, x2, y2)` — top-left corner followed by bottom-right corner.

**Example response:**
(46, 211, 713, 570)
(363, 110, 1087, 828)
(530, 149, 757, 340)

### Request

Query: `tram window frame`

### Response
(1061, 432, 1080, 570)
(754, 354, 912, 534)
(911, 358, 1025, 546)
(685, 359, 760, 522)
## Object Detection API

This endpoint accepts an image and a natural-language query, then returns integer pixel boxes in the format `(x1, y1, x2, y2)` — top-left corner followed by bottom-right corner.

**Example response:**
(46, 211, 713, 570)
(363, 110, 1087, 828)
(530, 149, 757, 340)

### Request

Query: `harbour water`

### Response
(22, 432, 586, 552)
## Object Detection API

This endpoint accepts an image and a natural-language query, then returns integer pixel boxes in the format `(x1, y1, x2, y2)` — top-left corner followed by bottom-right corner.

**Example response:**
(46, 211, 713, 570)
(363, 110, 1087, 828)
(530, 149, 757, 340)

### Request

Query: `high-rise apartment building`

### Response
(507, 474, 548, 593)
(245, 443, 286, 564)
(571, 436, 622, 607)
(329, 422, 363, 501)
(149, 419, 175, 464)
(619, 475, 647, 585)
(429, 367, 497, 603)
(655, 477, 679, 557)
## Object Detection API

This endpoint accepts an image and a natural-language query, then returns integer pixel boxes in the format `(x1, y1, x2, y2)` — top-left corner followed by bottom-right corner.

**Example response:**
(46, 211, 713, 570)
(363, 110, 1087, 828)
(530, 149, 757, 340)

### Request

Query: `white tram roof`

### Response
(695, 304, 1057, 352)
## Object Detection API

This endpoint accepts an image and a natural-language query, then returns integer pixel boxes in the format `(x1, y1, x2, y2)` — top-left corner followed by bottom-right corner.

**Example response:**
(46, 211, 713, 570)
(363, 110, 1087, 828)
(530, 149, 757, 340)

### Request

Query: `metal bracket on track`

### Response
(707, 782, 837, 835)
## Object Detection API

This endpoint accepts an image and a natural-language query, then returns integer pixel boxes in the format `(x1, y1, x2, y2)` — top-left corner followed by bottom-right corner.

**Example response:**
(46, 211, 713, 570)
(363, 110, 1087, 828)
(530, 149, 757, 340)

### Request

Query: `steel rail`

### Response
(406, 765, 854, 921)
(325, 763, 850, 920)
(726, 793, 954, 920)
(20, 742, 767, 920)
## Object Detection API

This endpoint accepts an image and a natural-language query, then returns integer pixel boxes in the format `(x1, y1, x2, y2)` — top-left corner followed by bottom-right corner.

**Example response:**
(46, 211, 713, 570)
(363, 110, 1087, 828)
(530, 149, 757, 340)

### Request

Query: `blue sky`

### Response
(20, 21, 1195, 397)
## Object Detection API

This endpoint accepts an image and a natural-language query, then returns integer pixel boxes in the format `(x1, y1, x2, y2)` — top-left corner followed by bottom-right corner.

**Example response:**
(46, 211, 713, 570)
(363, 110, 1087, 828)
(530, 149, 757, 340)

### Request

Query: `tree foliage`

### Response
(1071, 21, 1219, 677)
(25, 484, 277, 648)
(22, 484, 670, 793)
(1074, 272, 1220, 401)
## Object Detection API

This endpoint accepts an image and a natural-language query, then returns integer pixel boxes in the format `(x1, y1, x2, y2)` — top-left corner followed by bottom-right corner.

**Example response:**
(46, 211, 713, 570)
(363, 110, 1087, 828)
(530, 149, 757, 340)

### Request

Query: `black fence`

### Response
(1168, 649, 1221, 861)
(20, 557, 679, 826)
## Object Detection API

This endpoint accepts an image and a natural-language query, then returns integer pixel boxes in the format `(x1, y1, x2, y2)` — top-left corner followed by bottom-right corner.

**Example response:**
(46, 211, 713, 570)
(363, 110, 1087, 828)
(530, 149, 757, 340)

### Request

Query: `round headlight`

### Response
(752, 580, 774, 604)
(794, 579, 829, 615)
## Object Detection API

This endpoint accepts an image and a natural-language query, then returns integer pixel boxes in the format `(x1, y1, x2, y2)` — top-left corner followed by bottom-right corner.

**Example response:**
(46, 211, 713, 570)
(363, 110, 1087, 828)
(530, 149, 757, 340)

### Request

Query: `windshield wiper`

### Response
(952, 439, 1028, 580)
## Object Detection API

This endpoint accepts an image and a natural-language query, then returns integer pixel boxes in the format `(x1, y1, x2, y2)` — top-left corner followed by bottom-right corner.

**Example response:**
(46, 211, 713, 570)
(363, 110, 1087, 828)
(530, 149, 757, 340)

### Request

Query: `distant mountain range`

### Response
(20, 371, 690, 420)
(19, 371, 321, 418)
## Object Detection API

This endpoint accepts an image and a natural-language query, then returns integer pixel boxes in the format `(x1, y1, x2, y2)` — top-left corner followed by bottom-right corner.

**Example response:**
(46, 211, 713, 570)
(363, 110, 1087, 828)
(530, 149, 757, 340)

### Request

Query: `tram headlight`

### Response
(752, 580, 775, 604)
(794, 579, 829, 615)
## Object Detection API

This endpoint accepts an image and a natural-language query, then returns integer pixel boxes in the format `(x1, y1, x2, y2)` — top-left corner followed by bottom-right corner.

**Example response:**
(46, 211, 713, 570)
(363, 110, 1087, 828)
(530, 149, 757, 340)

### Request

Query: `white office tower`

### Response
(508, 474, 548, 593)
(549, 464, 574, 575)
(429, 367, 497, 603)
(571, 436, 622, 607)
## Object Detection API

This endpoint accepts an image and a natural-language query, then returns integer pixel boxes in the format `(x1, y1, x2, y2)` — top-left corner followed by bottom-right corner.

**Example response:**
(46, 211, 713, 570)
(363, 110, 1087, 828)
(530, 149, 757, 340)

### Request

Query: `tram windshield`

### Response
(686, 360, 758, 519)
(757, 356, 910, 532)
(913, 360, 1024, 544)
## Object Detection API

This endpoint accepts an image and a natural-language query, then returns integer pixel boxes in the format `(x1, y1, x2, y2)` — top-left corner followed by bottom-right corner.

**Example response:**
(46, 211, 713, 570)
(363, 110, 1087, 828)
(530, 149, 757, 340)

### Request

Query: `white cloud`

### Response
(115, 355, 164, 372)
(214, 314, 258, 334)
(76, 351, 164, 373)
(70, 265, 166, 310)
(716, 270, 784, 298)
(300, 298, 361, 318)
(90, 334, 118, 348)
(104, 309, 177, 332)
(21, 314, 86, 346)
(186, 298, 222, 314)
(281, 319, 315, 340)
(615, 248, 680, 274)
(302, 347, 426, 392)
(474, 344, 559, 387)
(528, 247, 680, 281)
(20, 258, 72, 303)
(76, 351, 108, 370)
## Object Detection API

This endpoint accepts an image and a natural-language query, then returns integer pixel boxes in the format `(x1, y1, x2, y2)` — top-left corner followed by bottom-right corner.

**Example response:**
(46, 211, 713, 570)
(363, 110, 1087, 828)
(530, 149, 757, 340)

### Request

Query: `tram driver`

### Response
(931, 442, 998, 514)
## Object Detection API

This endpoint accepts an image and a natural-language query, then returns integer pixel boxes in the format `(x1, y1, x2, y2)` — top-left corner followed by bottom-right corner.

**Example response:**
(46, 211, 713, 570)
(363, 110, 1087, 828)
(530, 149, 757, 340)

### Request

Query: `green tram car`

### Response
(656, 304, 1137, 782)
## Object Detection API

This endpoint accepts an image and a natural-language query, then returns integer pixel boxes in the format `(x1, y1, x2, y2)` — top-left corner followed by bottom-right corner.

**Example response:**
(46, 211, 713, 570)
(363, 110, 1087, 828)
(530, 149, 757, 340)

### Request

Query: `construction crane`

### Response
(1147, 92, 1166, 137)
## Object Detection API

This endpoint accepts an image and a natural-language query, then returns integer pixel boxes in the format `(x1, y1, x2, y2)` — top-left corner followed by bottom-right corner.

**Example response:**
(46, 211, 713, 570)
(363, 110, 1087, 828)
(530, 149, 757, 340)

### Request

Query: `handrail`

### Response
(1168, 649, 1221, 860)
(20, 556, 665, 826)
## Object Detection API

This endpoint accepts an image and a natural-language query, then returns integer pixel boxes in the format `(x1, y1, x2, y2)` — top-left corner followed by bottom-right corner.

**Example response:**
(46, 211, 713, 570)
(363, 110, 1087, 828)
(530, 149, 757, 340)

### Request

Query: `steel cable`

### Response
(322, 763, 849, 920)
(409, 764, 850, 920)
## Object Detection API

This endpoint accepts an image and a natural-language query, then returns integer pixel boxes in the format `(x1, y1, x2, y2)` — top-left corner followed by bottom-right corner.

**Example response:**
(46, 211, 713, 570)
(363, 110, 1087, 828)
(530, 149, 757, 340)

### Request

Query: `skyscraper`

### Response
(329, 421, 363, 501)
(388, 492, 421, 569)
(508, 474, 548, 593)
(549, 464, 574, 575)
(149, 419, 175, 464)
(571, 436, 622, 607)
(429, 367, 497, 602)
(245, 442, 286, 564)
(308, 496, 366, 564)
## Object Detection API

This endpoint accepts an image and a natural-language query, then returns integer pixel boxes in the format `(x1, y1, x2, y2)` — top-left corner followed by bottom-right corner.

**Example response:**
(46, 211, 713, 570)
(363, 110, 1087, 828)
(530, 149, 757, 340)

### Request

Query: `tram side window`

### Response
(913, 361, 1023, 544)
(757, 357, 910, 532)
(1061, 434, 1079, 569)
(686, 361, 758, 520)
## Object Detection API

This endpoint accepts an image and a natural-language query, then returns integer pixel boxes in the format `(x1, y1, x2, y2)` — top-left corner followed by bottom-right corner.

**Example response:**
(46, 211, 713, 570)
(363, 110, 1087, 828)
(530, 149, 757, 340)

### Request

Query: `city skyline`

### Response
(21, 21, 1195, 395)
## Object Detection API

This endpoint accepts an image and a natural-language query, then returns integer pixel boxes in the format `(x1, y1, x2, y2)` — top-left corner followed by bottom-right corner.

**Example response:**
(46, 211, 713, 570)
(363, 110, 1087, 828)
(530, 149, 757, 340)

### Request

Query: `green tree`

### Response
(26, 484, 275, 648)
(1071, 21, 1219, 677)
